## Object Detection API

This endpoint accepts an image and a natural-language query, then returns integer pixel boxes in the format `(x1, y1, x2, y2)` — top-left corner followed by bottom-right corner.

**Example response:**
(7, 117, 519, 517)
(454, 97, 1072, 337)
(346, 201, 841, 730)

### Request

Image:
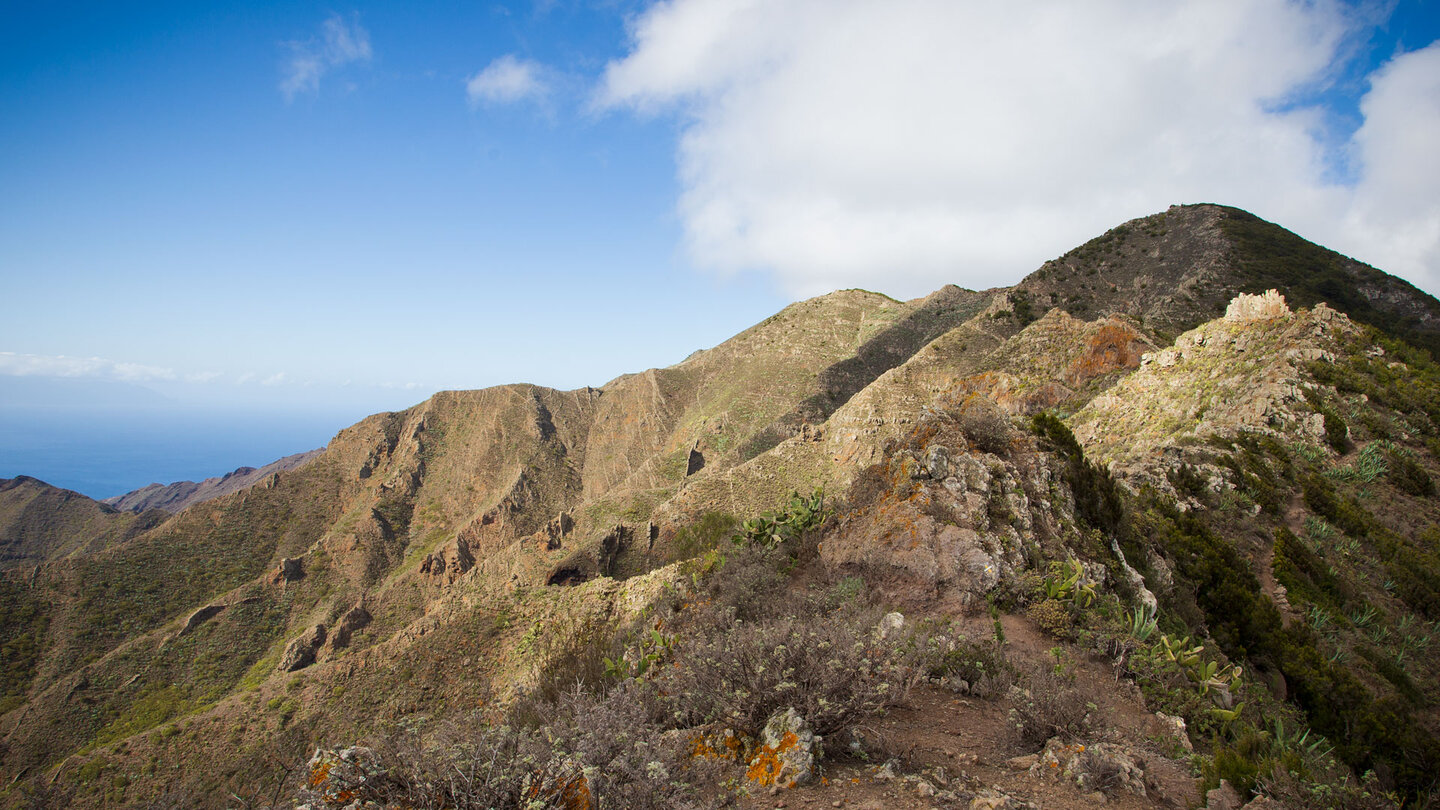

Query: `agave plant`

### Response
(1270, 717, 1333, 761)
(1125, 603, 1158, 641)
(1043, 557, 1097, 607)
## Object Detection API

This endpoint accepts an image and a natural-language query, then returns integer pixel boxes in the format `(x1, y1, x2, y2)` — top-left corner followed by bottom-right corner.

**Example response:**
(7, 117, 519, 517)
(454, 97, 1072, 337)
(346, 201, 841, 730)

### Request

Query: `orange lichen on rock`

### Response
(746, 730, 800, 787)
(1064, 321, 1146, 387)
(527, 767, 593, 810)
(307, 760, 332, 788)
(691, 728, 751, 762)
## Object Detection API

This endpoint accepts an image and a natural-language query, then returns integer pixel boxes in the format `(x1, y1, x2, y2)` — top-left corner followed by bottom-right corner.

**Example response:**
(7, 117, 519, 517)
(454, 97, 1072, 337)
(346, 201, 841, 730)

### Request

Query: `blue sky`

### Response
(1, 0, 787, 413)
(2, 0, 1439, 495)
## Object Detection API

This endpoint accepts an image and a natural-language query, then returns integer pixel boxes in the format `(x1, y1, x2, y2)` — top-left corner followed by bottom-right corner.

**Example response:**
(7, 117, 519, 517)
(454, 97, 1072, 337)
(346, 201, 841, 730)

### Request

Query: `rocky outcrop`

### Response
(542, 511, 573, 550)
(821, 403, 1068, 608)
(272, 557, 304, 585)
(278, 624, 327, 672)
(178, 604, 226, 637)
(1225, 289, 1289, 322)
(420, 537, 476, 584)
(327, 603, 371, 651)
(544, 524, 632, 586)
(1029, 737, 1148, 797)
(1071, 298, 1358, 472)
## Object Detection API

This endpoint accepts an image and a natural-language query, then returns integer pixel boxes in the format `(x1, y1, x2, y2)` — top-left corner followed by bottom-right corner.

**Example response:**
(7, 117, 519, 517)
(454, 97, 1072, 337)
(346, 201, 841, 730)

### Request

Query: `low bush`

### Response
(926, 638, 1016, 699)
(1008, 669, 1101, 751)
(299, 691, 713, 810)
(958, 396, 1014, 455)
(658, 610, 921, 739)
(1389, 453, 1434, 497)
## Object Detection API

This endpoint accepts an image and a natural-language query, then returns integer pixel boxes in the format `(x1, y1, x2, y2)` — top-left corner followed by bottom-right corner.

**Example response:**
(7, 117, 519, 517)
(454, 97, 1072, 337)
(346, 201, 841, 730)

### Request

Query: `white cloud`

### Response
(281, 13, 373, 101)
(599, 0, 1439, 298)
(467, 55, 551, 105)
(0, 352, 178, 382)
(1338, 42, 1440, 291)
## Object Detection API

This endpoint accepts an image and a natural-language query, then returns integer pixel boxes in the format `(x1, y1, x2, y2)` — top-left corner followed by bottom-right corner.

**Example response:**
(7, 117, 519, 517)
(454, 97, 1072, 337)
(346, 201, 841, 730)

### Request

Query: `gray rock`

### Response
(749, 707, 822, 789)
(1206, 780, 1243, 810)
(878, 611, 905, 639)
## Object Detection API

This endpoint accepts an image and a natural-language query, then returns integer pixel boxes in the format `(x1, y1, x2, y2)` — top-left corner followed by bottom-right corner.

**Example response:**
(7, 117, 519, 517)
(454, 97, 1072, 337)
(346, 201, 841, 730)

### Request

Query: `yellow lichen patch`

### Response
(745, 730, 799, 787)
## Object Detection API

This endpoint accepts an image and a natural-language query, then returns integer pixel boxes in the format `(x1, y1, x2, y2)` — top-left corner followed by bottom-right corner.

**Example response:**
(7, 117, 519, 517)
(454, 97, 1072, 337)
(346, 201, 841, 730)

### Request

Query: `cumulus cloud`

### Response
(467, 55, 551, 104)
(0, 352, 178, 382)
(599, 0, 1439, 298)
(280, 13, 373, 100)
(1339, 42, 1440, 291)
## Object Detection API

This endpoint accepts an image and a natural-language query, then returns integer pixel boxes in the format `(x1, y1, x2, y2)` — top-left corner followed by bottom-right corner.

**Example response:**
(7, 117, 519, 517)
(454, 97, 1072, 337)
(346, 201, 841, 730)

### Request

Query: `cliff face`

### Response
(3, 205, 1439, 806)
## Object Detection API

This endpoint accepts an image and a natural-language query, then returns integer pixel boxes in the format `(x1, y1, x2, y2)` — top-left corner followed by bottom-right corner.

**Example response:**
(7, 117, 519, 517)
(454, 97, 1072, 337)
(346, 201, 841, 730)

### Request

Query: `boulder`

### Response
(746, 707, 821, 789)
(1030, 737, 1147, 797)
(1205, 779, 1243, 810)
(877, 611, 905, 639)
(279, 624, 327, 672)
(302, 746, 424, 807)
(272, 557, 304, 585)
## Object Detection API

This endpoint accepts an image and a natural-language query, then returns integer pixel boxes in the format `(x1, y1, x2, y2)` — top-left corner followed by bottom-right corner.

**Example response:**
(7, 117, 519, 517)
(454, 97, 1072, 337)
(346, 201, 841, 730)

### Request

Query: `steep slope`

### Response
(102, 450, 323, 513)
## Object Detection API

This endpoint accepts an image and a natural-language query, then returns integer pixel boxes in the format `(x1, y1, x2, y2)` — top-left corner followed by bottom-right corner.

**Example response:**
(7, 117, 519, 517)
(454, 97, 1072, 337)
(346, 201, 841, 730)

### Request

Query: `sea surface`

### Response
(0, 406, 354, 500)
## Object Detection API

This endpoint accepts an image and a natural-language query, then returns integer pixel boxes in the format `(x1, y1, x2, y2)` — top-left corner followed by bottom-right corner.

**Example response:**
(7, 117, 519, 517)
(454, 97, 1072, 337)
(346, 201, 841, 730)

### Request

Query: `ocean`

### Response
(0, 406, 355, 500)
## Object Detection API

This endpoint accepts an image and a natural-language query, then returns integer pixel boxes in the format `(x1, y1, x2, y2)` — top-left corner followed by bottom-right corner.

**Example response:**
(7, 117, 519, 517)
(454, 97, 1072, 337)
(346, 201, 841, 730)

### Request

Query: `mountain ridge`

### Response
(2, 203, 1439, 807)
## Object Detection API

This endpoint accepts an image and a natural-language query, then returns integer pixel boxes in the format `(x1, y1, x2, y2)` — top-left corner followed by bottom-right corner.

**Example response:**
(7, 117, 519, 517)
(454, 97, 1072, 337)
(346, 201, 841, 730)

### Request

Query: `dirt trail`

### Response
(736, 615, 1201, 810)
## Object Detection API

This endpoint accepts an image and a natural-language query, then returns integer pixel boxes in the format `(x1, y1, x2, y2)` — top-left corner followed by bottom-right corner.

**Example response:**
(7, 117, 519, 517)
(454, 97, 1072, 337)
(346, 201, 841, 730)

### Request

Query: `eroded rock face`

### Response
(272, 557, 304, 585)
(178, 604, 226, 636)
(821, 405, 1069, 608)
(328, 603, 371, 651)
(420, 538, 475, 584)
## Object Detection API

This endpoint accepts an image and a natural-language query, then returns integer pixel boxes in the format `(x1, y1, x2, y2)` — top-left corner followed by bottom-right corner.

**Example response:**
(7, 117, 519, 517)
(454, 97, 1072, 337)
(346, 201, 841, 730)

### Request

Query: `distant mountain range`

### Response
(101, 450, 323, 514)
(2, 204, 1437, 807)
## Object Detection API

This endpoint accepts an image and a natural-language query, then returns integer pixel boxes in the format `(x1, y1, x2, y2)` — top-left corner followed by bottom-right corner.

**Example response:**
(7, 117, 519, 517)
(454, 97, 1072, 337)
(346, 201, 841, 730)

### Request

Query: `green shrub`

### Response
(1389, 453, 1434, 496)
(1026, 598, 1076, 639)
(1030, 412, 1125, 537)
(1272, 528, 1351, 613)
(669, 512, 737, 561)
